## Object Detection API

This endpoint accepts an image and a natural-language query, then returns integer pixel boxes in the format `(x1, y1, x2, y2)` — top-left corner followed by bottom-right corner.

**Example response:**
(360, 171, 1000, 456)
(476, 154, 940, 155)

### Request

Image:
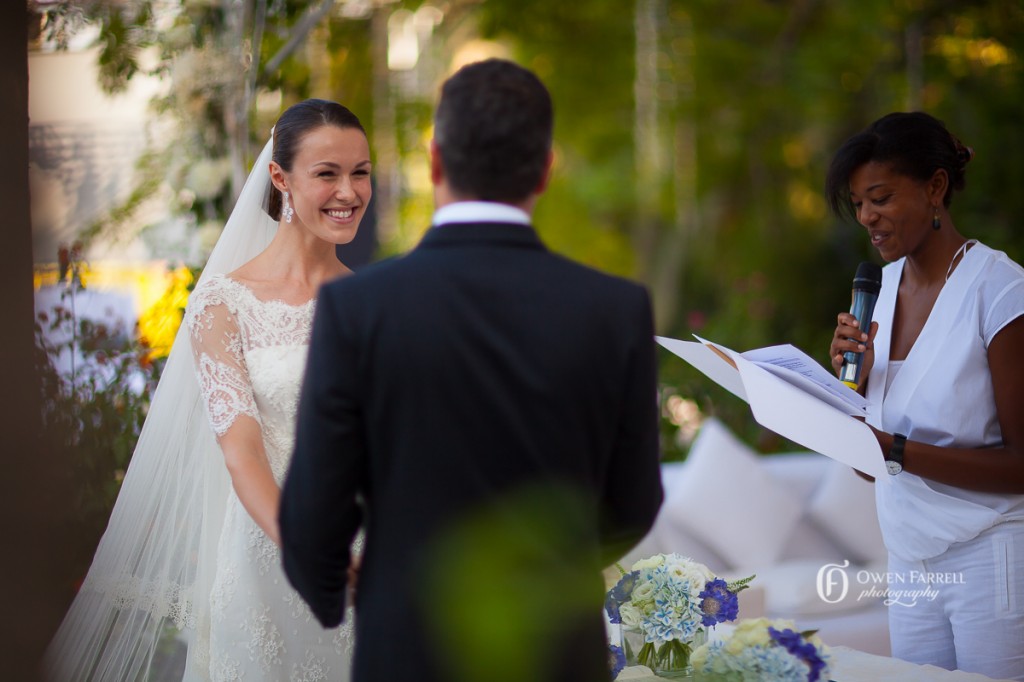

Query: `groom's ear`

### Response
(429, 140, 445, 187)
(533, 151, 554, 196)
(269, 161, 288, 192)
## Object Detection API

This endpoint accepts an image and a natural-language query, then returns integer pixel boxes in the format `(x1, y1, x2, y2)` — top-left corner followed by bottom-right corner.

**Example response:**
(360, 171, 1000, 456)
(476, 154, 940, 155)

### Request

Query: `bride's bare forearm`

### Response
(220, 425, 282, 544)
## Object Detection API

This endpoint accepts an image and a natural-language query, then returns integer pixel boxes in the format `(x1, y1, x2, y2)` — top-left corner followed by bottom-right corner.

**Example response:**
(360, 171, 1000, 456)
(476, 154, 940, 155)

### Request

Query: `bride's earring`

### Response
(282, 191, 294, 224)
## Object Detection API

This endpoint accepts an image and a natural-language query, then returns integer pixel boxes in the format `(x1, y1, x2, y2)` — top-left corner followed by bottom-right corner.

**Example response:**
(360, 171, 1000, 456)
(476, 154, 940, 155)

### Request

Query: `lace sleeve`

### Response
(185, 282, 262, 436)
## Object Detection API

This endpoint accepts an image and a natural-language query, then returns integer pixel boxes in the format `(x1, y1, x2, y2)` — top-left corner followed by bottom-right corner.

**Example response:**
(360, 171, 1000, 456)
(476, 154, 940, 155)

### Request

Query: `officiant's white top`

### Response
(866, 242, 1024, 561)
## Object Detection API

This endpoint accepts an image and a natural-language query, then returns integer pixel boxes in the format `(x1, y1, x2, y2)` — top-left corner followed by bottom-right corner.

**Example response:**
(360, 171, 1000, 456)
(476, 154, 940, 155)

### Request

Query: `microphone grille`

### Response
(853, 261, 882, 293)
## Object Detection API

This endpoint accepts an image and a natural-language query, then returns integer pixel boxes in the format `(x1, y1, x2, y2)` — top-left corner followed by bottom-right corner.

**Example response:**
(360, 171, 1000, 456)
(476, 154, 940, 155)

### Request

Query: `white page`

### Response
(733, 355, 887, 479)
(657, 335, 887, 479)
(740, 344, 869, 416)
(655, 336, 747, 402)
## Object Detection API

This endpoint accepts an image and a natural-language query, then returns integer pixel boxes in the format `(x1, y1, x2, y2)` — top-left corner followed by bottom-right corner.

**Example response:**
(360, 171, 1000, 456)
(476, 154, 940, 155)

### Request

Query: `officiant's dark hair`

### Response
(434, 59, 553, 203)
(825, 111, 974, 222)
(266, 99, 366, 221)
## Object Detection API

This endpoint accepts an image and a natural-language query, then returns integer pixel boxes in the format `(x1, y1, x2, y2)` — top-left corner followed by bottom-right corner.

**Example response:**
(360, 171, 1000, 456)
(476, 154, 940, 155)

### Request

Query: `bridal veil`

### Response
(46, 138, 279, 681)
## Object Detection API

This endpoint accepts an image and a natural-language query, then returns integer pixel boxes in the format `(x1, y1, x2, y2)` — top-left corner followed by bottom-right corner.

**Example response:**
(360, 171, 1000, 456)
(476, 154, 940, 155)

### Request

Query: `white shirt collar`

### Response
(431, 201, 531, 227)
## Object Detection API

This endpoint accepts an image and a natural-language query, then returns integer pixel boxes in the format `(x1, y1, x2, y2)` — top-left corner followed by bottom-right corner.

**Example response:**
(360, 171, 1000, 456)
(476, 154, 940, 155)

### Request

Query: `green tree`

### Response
(29, 0, 382, 242)
(31, 0, 1024, 455)
(474, 0, 1024, 453)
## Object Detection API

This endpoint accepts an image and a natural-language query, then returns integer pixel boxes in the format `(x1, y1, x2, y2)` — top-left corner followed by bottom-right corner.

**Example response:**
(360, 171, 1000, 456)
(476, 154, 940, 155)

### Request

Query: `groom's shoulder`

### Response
(322, 247, 651, 308)
(323, 253, 408, 292)
(550, 252, 651, 301)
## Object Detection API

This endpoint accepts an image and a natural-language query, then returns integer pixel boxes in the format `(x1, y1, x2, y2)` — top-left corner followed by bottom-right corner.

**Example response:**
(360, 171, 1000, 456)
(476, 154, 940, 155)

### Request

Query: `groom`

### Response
(280, 59, 663, 681)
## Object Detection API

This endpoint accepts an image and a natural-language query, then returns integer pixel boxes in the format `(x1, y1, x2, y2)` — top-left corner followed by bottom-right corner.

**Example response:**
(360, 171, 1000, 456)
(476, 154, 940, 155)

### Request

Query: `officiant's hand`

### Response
(830, 312, 878, 393)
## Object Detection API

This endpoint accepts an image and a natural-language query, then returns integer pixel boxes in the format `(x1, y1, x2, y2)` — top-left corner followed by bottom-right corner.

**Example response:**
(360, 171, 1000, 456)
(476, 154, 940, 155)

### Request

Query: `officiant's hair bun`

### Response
(266, 99, 366, 221)
(825, 111, 973, 222)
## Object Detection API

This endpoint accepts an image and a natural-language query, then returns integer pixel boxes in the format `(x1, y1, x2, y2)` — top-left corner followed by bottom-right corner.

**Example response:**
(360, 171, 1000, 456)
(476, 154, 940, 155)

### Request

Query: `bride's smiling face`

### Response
(274, 125, 372, 245)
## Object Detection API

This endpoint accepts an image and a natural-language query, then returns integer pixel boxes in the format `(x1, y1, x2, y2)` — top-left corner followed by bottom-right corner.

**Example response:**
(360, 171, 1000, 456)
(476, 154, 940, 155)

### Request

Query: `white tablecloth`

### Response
(827, 647, 1015, 682)
(618, 646, 1014, 681)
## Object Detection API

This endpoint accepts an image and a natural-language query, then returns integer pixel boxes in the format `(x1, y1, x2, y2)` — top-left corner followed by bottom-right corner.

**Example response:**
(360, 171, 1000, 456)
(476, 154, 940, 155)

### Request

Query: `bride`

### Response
(45, 99, 370, 681)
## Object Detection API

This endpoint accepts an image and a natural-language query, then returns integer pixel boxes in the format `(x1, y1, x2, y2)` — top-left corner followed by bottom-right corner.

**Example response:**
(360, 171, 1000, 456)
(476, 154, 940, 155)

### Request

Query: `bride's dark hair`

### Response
(265, 99, 366, 220)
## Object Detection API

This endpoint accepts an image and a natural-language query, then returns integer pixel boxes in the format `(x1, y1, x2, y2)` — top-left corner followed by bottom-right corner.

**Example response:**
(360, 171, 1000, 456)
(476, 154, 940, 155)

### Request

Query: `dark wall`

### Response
(1, 7, 73, 679)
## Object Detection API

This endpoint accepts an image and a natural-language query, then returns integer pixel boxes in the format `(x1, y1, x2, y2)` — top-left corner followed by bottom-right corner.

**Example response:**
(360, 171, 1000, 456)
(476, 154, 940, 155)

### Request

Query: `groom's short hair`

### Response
(434, 59, 553, 204)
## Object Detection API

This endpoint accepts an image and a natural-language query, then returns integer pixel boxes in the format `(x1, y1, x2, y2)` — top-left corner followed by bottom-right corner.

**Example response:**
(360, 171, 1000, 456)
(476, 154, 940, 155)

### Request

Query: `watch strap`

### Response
(888, 433, 906, 466)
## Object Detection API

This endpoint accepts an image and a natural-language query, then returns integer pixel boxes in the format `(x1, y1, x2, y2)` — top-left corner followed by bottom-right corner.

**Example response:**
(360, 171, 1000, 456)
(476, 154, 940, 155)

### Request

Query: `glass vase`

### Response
(620, 627, 707, 679)
(620, 627, 644, 667)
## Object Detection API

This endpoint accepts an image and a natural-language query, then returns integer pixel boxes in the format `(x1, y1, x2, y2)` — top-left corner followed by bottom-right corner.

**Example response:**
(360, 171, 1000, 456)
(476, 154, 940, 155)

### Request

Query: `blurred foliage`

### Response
(422, 483, 606, 682)
(474, 0, 1024, 456)
(29, 0, 1024, 458)
(34, 283, 165, 588)
(30, 0, 380, 239)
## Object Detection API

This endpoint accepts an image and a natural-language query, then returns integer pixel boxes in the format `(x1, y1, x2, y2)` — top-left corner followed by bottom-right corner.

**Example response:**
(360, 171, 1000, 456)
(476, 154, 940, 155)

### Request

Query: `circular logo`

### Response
(816, 560, 850, 604)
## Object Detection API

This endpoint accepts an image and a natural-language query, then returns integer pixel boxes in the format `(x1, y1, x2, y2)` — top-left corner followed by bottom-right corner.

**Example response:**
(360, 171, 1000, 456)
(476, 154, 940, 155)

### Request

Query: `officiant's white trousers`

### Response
(887, 520, 1024, 681)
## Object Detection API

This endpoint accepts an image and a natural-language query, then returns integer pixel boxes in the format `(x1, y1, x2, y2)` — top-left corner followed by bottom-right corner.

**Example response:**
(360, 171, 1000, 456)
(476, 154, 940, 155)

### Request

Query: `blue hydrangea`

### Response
(639, 566, 701, 644)
(694, 622, 831, 682)
(696, 640, 811, 681)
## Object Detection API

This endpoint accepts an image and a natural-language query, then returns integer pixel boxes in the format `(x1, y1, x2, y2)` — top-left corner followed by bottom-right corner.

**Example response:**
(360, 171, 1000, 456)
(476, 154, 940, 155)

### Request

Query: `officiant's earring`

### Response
(282, 191, 294, 224)
(932, 208, 941, 230)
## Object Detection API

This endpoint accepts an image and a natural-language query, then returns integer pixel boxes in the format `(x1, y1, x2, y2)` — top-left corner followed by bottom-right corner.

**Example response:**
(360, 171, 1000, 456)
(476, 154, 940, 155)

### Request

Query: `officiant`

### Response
(825, 111, 1024, 680)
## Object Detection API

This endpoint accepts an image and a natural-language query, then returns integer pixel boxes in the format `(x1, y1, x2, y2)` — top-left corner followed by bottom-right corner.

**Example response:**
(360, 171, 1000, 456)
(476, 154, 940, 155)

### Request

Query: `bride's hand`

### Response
(347, 555, 361, 600)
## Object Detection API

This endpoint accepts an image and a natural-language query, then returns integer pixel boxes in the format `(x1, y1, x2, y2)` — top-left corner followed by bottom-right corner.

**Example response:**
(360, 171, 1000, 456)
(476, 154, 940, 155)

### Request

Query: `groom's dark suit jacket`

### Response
(281, 223, 663, 681)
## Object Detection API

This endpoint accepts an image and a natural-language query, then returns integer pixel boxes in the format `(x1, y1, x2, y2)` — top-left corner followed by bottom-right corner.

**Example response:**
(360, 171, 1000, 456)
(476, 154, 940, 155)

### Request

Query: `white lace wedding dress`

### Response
(185, 274, 353, 682)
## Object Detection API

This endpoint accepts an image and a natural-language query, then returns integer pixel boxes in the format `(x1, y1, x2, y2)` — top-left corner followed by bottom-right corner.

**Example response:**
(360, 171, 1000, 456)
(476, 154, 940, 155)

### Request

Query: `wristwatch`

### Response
(886, 433, 906, 475)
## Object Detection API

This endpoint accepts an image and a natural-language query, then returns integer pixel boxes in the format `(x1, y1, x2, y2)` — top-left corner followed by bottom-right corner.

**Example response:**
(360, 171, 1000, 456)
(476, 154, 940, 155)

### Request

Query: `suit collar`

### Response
(417, 222, 547, 251)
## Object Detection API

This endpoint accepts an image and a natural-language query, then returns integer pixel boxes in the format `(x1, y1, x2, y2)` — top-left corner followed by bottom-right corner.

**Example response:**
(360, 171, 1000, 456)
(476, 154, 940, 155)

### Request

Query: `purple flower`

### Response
(769, 627, 828, 682)
(604, 571, 639, 624)
(608, 643, 627, 678)
(698, 578, 739, 627)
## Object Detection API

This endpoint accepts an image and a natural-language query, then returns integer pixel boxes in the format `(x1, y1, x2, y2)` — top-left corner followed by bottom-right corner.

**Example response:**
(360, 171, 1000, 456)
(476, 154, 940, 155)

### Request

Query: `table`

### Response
(618, 647, 1014, 681)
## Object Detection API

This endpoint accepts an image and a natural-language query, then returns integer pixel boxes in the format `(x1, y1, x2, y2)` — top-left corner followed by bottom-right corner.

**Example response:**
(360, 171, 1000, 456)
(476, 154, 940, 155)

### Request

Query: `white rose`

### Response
(619, 603, 643, 629)
(632, 555, 666, 572)
(663, 555, 713, 592)
(632, 580, 656, 603)
(724, 618, 774, 655)
(767, 618, 798, 637)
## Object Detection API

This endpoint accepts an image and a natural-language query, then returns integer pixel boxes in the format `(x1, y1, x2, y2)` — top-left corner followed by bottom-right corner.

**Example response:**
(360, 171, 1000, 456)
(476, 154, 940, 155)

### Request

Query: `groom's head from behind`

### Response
(431, 59, 553, 210)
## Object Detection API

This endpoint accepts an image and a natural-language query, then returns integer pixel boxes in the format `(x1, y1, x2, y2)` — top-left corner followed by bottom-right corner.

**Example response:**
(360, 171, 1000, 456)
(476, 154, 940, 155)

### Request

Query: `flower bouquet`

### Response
(605, 553, 754, 678)
(691, 617, 830, 682)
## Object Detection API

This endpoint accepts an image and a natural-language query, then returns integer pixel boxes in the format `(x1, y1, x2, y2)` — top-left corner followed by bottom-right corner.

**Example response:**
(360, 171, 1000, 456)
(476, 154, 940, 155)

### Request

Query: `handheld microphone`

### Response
(839, 261, 883, 390)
